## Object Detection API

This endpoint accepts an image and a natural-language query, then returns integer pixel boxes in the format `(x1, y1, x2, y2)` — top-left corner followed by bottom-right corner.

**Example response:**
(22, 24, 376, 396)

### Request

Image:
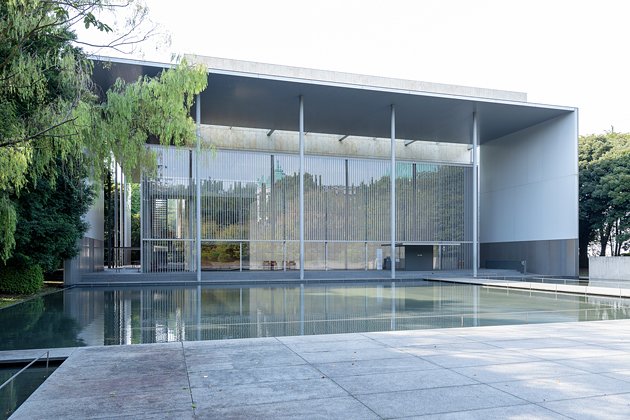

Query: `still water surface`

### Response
(2, 281, 630, 351)
(0, 365, 58, 420)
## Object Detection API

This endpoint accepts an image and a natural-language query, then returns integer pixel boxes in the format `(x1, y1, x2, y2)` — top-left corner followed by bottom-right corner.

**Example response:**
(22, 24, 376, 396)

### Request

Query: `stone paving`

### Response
(9, 319, 630, 419)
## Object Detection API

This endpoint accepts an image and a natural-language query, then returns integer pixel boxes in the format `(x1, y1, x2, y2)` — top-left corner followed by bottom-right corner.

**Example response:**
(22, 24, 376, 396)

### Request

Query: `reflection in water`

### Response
(2, 282, 630, 350)
(0, 292, 84, 351)
(0, 365, 58, 420)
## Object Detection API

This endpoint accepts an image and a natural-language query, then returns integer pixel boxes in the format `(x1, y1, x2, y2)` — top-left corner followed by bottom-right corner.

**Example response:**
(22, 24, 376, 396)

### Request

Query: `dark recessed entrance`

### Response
(405, 245, 434, 271)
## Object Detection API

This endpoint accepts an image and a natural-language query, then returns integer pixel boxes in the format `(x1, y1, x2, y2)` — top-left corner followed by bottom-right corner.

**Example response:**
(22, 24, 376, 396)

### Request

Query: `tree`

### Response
(579, 132, 630, 266)
(0, 0, 208, 262)
(9, 156, 93, 273)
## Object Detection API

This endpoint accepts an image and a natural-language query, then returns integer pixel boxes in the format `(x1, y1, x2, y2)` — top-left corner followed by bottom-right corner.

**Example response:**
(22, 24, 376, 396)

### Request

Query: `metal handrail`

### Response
(436, 274, 630, 291)
(0, 350, 50, 415)
(479, 275, 630, 291)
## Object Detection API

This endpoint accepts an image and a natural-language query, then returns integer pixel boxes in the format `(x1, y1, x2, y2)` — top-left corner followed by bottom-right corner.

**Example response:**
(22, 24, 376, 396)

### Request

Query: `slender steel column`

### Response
(390, 104, 396, 279)
(114, 161, 118, 269)
(472, 111, 478, 278)
(240, 242, 242, 272)
(121, 177, 125, 265)
(271, 155, 275, 240)
(345, 159, 349, 270)
(108, 171, 112, 268)
(412, 164, 417, 239)
(189, 150, 194, 271)
(196, 94, 202, 282)
(139, 172, 143, 272)
(299, 95, 305, 280)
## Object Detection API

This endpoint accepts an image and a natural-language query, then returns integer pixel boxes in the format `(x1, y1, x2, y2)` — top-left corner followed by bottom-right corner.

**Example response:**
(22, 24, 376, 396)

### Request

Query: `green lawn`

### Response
(0, 283, 63, 308)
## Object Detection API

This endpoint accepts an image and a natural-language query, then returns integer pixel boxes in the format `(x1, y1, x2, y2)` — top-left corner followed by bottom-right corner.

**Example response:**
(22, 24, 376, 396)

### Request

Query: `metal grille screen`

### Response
(142, 146, 472, 271)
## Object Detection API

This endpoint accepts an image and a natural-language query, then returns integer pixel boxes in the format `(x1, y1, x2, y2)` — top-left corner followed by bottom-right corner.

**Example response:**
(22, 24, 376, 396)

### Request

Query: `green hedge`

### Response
(0, 263, 44, 294)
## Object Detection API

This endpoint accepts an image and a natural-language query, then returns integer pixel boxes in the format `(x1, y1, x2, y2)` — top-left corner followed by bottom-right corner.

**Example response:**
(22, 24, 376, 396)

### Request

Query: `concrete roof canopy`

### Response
(90, 55, 575, 145)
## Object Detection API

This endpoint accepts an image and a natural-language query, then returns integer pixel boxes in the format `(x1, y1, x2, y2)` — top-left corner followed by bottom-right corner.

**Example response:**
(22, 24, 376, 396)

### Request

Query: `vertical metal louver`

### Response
(142, 145, 473, 272)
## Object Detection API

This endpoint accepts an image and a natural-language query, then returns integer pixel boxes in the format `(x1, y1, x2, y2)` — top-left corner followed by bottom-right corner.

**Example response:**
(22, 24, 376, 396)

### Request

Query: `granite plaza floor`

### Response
(8, 319, 630, 419)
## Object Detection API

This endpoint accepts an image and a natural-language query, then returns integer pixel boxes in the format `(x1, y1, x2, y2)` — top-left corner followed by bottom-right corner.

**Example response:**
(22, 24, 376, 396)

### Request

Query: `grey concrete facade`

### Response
(64, 187, 105, 285)
(64, 237, 104, 285)
(589, 257, 630, 280)
(199, 125, 472, 163)
(73, 55, 579, 283)
(481, 239, 578, 277)
(479, 113, 579, 277)
(188, 55, 528, 102)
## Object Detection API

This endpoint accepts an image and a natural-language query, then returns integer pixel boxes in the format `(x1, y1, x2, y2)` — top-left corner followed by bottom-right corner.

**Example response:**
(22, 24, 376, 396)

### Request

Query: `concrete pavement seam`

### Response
(272, 336, 385, 419)
(180, 341, 197, 418)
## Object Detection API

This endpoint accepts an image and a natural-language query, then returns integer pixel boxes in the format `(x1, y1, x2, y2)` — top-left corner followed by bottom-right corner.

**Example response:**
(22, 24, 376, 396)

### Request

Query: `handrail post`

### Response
(46, 351, 49, 377)
(9, 378, 13, 413)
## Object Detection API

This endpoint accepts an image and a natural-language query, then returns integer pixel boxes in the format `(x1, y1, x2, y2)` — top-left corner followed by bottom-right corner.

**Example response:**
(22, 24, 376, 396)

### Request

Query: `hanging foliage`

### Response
(0, 0, 208, 261)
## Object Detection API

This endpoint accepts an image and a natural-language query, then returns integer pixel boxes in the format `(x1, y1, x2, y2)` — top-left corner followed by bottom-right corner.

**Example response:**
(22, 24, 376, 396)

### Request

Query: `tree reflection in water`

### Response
(0, 292, 84, 351)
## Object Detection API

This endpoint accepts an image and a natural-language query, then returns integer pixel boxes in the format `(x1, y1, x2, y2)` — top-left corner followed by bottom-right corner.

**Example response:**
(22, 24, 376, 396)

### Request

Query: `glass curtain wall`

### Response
(142, 146, 473, 272)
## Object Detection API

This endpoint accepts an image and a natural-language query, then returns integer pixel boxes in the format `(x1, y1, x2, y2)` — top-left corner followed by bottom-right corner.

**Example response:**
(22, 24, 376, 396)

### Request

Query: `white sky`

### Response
(83, 0, 630, 136)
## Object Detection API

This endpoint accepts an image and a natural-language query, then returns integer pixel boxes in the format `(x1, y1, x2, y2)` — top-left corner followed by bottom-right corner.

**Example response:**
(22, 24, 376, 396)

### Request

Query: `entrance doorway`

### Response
(405, 245, 434, 271)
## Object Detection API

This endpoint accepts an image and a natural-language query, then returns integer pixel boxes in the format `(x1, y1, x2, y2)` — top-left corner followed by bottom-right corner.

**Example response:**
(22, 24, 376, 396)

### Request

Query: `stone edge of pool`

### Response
(428, 277, 630, 299)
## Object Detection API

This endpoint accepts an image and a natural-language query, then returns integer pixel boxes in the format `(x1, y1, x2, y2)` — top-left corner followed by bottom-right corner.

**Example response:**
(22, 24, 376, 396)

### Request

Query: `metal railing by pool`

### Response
(0, 351, 50, 417)
(436, 273, 630, 290)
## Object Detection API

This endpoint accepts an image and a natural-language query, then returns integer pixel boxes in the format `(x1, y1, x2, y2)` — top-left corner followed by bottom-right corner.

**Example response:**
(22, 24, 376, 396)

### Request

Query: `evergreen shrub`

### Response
(0, 263, 44, 294)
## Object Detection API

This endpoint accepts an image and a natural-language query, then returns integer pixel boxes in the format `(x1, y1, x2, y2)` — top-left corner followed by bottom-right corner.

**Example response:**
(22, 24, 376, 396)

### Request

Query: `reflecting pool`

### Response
(0, 364, 59, 419)
(2, 281, 630, 351)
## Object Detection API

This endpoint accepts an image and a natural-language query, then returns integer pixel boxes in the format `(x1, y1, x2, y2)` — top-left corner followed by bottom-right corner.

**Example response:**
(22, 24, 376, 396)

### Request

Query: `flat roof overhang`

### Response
(91, 57, 575, 145)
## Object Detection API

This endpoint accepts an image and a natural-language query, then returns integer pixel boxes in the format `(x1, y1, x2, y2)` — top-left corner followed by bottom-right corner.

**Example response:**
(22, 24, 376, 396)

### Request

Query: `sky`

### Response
(82, 0, 630, 136)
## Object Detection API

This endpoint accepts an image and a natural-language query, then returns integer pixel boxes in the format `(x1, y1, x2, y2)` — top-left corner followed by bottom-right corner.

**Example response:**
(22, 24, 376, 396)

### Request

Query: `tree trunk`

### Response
(579, 220, 590, 269)
(600, 225, 611, 256)
(611, 221, 617, 256)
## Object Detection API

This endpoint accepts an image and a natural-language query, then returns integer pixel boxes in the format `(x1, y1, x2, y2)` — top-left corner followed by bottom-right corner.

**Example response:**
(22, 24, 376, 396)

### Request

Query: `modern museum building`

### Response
(66, 55, 579, 283)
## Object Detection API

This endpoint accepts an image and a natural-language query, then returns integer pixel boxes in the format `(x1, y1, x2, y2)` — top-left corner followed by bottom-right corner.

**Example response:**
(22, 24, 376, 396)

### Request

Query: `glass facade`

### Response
(142, 145, 473, 272)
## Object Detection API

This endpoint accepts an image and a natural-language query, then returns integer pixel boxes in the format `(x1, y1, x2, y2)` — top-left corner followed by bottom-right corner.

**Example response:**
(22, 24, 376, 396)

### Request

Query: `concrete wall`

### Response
(481, 239, 577, 276)
(64, 189, 105, 285)
(64, 238, 104, 285)
(84, 186, 104, 241)
(479, 112, 579, 276)
(189, 55, 528, 102)
(589, 257, 630, 280)
(200, 125, 471, 164)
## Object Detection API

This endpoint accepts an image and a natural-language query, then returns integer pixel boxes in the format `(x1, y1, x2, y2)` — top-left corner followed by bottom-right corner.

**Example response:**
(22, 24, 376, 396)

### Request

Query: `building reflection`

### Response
(56, 283, 630, 347)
